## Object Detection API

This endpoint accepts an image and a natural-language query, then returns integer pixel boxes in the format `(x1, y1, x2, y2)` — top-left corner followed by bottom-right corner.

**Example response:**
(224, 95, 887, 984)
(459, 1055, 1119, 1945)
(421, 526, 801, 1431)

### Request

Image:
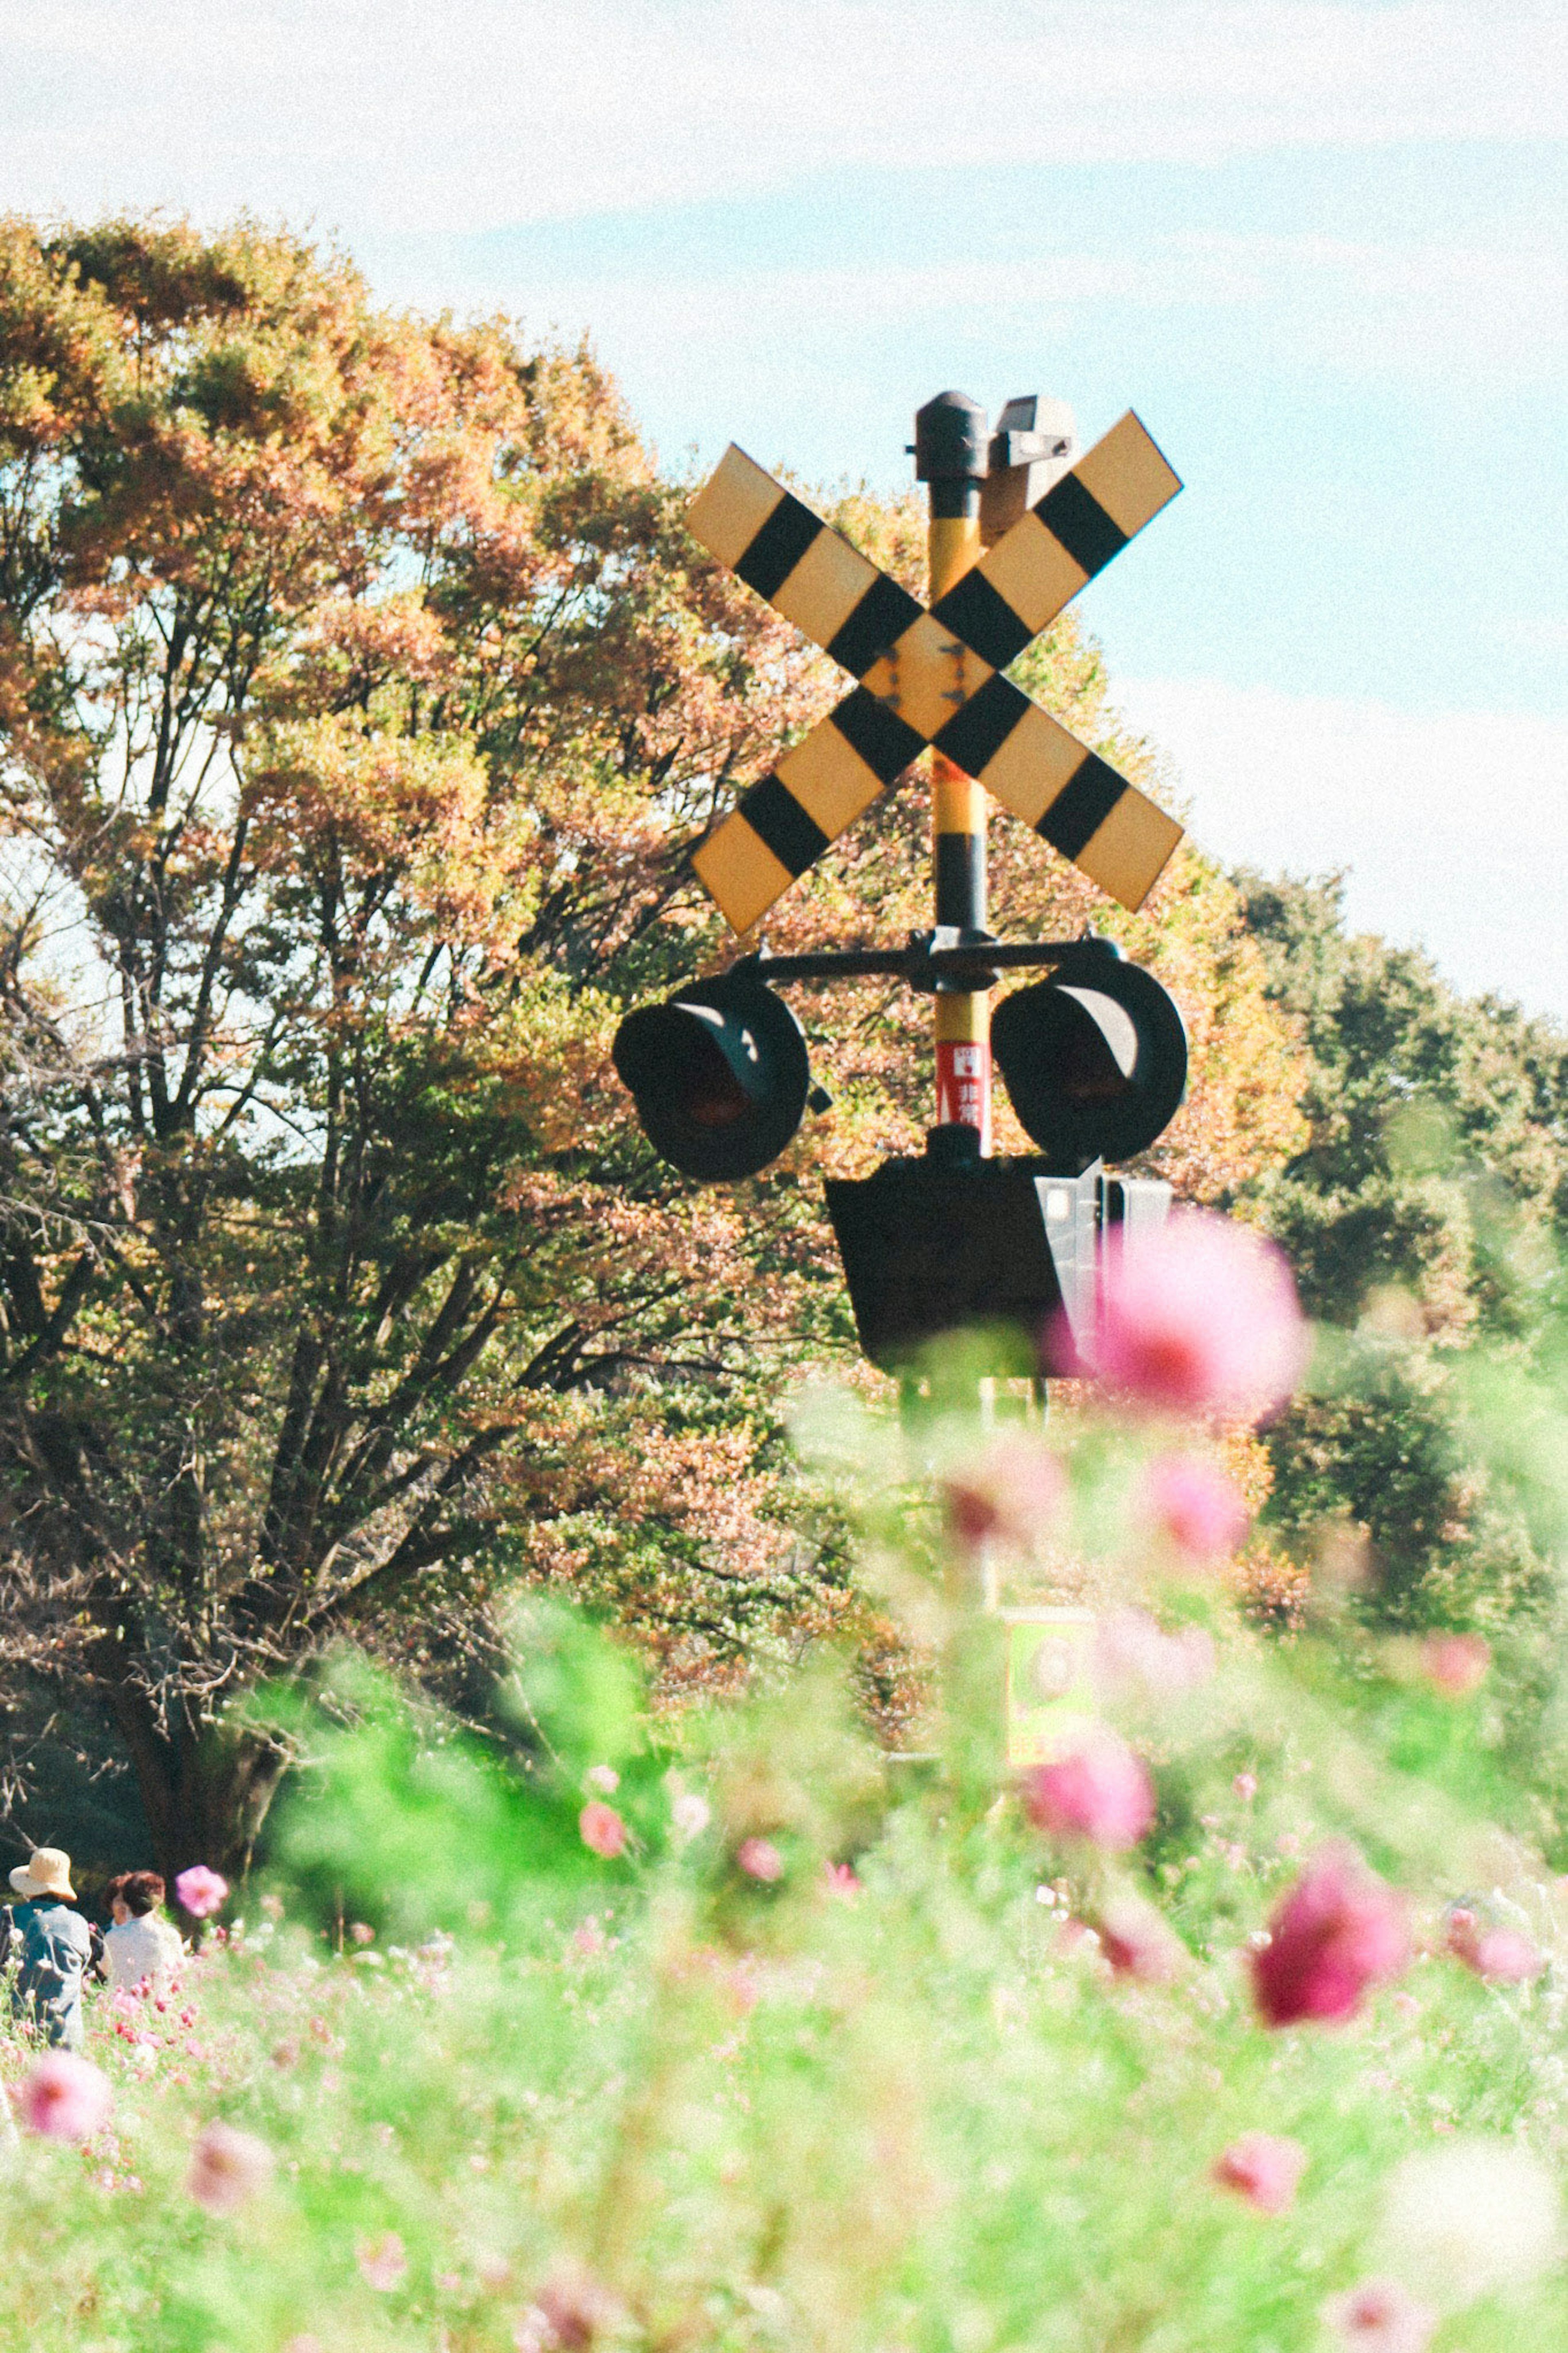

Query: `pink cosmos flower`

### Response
(942, 1437, 1064, 1555)
(1092, 1607, 1215, 1706)
(737, 1837, 785, 1883)
(1080, 1209, 1308, 1421)
(517, 2272, 622, 2352)
(185, 2119, 275, 2215)
(1420, 1632, 1491, 1697)
(578, 1801, 626, 1860)
(822, 1862, 861, 1900)
(357, 2231, 408, 2291)
(1095, 1891, 1186, 1982)
(17, 2051, 112, 2142)
(1212, 2131, 1308, 2214)
(175, 1865, 229, 1919)
(1021, 1731, 1156, 1851)
(349, 1921, 376, 1946)
(1447, 1914, 1545, 1983)
(1321, 2278, 1436, 2351)
(1251, 1844, 1409, 2028)
(1141, 1453, 1251, 1563)
(1234, 1771, 1258, 1802)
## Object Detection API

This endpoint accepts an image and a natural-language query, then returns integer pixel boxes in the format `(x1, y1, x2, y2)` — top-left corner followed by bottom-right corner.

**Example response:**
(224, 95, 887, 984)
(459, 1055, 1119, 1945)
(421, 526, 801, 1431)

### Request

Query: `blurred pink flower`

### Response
(1212, 2130, 1308, 2214)
(280, 2339, 326, 2353)
(1252, 1844, 1409, 2028)
(174, 1865, 228, 1919)
(571, 1920, 605, 1957)
(1321, 2278, 1436, 2351)
(1093, 1607, 1215, 1706)
(823, 1862, 860, 1900)
(17, 2052, 111, 2142)
(349, 1922, 376, 1946)
(1022, 1732, 1156, 1851)
(578, 1802, 626, 1860)
(737, 1837, 785, 1883)
(357, 2231, 408, 2291)
(1233, 1771, 1258, 1802)
(584, 1763, 620, 1795)
(1447, 1915, 1545, 1983)
(1419, 1632, 1491, 1698)
(942, 1438, 1064, 1554)
(186, 2119, 274, 2215)
(1141, 1453, 1250, 1563)
(518, 2271, 622, 2352)
(1095, 1891, 1186, 1982)
(1080, 1209, 1308, 1421)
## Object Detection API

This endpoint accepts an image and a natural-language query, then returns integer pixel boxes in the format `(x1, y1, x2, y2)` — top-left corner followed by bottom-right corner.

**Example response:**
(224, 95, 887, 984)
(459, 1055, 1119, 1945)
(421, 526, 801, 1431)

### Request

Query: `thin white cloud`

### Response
(1, 2, 1562, 236)
(1115, 675, 1568, 1020)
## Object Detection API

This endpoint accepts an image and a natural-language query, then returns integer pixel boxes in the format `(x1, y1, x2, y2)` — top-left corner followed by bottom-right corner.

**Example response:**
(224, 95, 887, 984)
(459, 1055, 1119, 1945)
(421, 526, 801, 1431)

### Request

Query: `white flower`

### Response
(671, 1790, 712, 1840)
(1379, 2137, 1561, 2306)
(584, 1764, 620, 1795)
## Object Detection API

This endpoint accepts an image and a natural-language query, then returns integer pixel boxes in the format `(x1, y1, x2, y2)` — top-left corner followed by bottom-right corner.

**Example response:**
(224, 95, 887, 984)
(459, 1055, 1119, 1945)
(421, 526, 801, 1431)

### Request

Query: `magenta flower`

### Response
(1022, 1732, 1156, 1851)
(175, 1865, 229, 1920)
(1251, 1844, 1409, 2028)
(1095, 1891, 1185, 1982)
(1321, 2278, 1436, 2351)
(17, 2051, 111, 2142)
(737, 1836, 785, 1883)
(578, 1801, 626, 1860)
(1080, 1209, 1308, 1421)
(356, 2231, 408, 2291)
(1419, 1631, 1490, 1697)
(1212, 2130, 1308, 2214)
(943, 1437, 1064, 1555)
(1141, 1453, 1250, 1563)
(186, 2119, 274, 2215)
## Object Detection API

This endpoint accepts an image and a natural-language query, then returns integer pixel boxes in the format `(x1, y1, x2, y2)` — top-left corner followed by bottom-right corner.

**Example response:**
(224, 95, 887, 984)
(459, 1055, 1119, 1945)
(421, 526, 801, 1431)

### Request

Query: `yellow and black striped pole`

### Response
(915, 391, 992, 1149)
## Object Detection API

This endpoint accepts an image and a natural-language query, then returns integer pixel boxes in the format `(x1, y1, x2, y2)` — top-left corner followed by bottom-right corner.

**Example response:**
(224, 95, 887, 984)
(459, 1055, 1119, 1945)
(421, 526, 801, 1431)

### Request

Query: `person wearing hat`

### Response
(5, 1849, 93, 2049)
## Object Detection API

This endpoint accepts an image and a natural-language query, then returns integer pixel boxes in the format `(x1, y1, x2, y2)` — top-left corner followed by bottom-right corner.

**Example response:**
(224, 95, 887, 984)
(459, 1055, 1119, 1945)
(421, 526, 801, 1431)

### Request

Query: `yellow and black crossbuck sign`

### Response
(688, 412, 1185, 935)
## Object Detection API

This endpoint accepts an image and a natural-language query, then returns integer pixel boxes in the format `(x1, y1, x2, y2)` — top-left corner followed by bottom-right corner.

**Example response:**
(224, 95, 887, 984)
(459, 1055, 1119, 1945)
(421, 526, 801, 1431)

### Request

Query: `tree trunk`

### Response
(95, 1673, 291, 1889)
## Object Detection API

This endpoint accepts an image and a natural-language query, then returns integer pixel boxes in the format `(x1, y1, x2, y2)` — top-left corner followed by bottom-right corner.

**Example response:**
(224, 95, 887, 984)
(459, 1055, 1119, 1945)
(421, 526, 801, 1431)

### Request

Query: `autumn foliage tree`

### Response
(0, 216, 1306, 1876)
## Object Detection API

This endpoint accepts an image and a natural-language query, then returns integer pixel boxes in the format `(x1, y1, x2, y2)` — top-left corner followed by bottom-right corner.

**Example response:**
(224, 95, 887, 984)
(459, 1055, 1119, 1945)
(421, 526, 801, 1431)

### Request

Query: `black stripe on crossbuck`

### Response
(832, 685, 927, 778)
(1036, 754, 1127, 860)
(826, 573, 924, 678)
(928, 567, 1035, 672)
(732, 494, 824, 603)
(1033, 472, 1128, 580)
(931, 673, 1030, 778)
(737, 774, 830, 877)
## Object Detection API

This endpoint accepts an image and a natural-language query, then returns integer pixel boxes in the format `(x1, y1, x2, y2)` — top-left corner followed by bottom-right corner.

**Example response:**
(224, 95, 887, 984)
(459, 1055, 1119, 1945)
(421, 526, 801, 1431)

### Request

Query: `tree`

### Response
(1238, 872, 1568, 1634)
(0, 215, 1310, 1876)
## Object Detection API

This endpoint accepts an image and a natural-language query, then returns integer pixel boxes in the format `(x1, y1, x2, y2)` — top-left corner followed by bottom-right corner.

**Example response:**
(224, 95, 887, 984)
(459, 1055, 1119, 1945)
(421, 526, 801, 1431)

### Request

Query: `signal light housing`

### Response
(612, 976, 811, 1182)
(991, 948, 1187, 1173)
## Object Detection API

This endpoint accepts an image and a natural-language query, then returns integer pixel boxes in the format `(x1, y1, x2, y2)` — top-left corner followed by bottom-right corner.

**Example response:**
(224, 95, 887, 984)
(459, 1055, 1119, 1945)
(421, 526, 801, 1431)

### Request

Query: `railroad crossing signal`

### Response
(687, 409, 1185, 937)
(613, 386, 1194, 1389)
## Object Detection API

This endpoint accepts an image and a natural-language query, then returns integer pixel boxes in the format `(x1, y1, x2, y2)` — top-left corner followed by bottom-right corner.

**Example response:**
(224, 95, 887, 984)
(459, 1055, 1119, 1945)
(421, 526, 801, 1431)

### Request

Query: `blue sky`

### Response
(4, 0, 1566, 1010)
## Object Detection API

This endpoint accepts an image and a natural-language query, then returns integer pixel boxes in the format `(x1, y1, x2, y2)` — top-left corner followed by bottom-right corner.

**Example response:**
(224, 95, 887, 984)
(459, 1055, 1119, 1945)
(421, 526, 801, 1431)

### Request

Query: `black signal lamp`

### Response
(612, 976, 811, 1182)
(991, 948, 1187, 1173)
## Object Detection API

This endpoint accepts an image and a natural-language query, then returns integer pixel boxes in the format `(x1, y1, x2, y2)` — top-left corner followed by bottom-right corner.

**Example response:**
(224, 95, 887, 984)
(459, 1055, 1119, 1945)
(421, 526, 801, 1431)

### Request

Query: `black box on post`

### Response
(824, 1156, 1169, 1376)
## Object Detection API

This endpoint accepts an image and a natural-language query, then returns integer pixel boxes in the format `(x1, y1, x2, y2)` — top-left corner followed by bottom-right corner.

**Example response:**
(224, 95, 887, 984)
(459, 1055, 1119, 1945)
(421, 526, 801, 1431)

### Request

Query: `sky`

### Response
(3, 0, 1566, 1013)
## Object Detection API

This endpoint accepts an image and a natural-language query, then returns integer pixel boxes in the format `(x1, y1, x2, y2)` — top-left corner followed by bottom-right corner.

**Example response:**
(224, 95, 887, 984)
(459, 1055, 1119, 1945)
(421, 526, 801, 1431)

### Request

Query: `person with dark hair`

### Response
(4, 1848, 93, 2048)
(102, 1871, 183, 1995)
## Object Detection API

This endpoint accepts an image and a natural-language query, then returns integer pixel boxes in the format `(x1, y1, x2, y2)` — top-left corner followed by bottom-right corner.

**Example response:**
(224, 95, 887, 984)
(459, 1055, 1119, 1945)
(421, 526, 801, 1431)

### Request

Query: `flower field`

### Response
(5, 1211, 1568, 2351)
